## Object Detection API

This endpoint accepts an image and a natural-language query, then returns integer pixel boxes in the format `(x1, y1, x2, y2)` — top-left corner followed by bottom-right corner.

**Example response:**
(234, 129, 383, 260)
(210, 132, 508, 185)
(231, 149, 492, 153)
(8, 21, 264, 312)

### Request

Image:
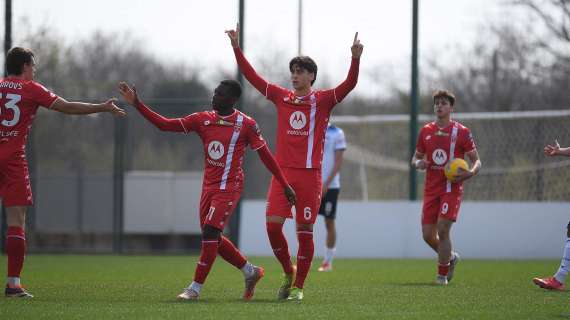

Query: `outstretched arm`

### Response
(226, 23, 270, 96)
(545, 140, 570, 157)
(118, 82, 185, 132)
(51, 97, 126, 117)
(332, 32, 363, 103)
(257, 144, 296, 205)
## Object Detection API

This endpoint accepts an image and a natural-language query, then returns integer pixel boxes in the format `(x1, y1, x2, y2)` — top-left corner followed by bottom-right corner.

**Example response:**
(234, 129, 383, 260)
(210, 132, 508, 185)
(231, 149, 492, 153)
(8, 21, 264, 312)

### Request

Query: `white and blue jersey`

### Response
(322, 124, 346, 189)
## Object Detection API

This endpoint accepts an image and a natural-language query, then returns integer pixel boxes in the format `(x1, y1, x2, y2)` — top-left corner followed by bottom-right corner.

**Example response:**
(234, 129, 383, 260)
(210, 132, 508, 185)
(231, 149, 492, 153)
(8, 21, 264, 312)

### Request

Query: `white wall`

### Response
(124, 171, 203, 234)
(239, 200, 570, 259)
(120, 170, 569, 258)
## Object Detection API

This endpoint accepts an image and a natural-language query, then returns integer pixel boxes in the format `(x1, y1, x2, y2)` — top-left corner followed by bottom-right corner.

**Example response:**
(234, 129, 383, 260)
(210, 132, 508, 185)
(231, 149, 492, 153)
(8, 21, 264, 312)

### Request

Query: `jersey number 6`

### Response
(303, 207, 312, 220)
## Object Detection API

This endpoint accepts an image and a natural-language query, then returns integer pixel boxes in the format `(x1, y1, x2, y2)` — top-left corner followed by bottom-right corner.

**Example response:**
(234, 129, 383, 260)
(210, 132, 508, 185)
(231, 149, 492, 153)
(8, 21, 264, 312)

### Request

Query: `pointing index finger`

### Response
(353, 32, 358, 44)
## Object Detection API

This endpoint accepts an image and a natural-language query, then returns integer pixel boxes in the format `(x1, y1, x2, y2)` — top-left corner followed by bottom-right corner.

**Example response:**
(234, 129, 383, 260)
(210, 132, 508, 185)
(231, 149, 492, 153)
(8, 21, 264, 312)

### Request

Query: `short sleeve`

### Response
(334, 129, 347, 151)
(30, 81, 59, 108)
(246, 119, 266, 150)
(416, 127, 426, 154)
(179, 113, 201, 134)
(462, 127, 476, 153)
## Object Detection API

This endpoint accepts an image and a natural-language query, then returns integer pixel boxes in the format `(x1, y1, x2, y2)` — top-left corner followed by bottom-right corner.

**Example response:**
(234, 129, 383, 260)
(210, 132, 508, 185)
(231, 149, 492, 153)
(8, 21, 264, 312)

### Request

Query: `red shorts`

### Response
(422, 192, 462, 225)
(0, 153, 33, 207)
(199, 189, 241, 230)
(266, 167, 322, 224)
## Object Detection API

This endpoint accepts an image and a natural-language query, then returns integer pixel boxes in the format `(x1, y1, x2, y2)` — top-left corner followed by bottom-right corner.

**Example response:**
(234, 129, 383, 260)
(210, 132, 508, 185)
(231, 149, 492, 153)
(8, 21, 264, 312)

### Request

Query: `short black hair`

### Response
(220, 79, 242, 99)
(289, 56, 318, 85)
(6, 47, 34, 76)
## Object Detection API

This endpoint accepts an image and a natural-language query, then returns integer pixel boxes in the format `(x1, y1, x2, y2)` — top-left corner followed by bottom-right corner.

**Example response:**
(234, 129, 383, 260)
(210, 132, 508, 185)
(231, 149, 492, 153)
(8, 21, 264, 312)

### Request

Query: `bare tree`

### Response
(512, 0, 570, 62)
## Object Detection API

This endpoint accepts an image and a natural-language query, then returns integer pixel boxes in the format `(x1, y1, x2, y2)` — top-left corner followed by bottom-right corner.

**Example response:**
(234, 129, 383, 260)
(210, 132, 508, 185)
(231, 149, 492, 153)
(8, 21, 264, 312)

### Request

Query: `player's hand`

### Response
(414, 159, 428, 170)
(284, 185, 296, 206)
(225, 23, 240, 48)
(322, 184, 329, 195)
(118, 81, 139, 106)
(102, 98, 126, 117)
(544, 139, 561, 156)
(449, 168, 473, 183)
(351, 32, 364, 59)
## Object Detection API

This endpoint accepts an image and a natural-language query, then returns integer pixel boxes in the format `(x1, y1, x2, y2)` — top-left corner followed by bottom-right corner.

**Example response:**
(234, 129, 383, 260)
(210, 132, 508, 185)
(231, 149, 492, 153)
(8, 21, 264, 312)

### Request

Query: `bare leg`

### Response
(422, 224, 439, 253)
(436, 219, 454, 265)
(325, 218, 336, 249)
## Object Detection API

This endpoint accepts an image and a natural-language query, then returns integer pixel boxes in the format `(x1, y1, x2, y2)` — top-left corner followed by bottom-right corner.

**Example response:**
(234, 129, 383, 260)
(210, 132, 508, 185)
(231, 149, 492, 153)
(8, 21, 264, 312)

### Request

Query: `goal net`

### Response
(331, 110, 570, 201)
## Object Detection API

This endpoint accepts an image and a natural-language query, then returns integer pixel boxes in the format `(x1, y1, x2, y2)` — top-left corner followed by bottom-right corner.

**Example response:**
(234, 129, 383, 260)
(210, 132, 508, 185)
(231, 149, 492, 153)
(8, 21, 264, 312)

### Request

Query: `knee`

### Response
(423, 232, 436, 244)
(297, 223, 313, 232)
(437, 228, 450, 240)
(202, 225, 221, 241)
(6, 207, 27, 227)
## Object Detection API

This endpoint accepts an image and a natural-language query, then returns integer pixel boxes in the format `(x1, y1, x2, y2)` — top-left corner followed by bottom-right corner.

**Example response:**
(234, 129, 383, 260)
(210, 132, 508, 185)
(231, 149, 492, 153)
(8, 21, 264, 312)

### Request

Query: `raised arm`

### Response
(51, 97, 126, 117)
(118, 82, 185, 132)
(226, 23, 270, 95)
(332, 32, 363, 103)
(257, 144, 296, 205)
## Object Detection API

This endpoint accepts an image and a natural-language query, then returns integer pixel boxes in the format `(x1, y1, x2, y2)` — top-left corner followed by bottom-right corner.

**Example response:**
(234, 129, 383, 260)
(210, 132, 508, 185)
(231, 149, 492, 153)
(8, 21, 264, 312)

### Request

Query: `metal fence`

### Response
(3, 99, 570, 254)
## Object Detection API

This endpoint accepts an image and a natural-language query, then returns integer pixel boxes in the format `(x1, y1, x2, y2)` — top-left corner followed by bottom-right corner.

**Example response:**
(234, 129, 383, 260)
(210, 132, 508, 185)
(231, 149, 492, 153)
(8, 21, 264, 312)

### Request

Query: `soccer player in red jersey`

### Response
(118, 80, 295, 301)
(532, 140, 570, 291)
(411, 90, 481, 285)
(1, 47, 125, 298)
(226, 24, 363, 300)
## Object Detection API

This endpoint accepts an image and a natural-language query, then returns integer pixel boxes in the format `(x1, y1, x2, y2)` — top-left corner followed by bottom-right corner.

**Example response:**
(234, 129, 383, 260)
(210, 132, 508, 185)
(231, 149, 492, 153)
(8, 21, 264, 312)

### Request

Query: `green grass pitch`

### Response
(0, 255, 569, 319)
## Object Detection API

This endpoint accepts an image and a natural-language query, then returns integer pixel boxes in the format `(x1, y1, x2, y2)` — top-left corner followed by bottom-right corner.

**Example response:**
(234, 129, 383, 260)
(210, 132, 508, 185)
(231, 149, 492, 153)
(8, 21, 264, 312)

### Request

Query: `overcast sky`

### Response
(1, 0, 515, 98)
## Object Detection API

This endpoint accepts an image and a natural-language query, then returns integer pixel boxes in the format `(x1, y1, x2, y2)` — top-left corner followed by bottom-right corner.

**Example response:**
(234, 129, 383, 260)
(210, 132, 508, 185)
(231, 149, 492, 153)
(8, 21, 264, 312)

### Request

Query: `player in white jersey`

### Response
(533, 140, 570, 291)
(317, 124, 346, 272)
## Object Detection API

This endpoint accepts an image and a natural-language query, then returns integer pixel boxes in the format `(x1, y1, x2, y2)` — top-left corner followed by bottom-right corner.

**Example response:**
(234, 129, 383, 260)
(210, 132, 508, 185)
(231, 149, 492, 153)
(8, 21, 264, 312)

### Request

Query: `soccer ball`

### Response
(444, 158, 469, 180)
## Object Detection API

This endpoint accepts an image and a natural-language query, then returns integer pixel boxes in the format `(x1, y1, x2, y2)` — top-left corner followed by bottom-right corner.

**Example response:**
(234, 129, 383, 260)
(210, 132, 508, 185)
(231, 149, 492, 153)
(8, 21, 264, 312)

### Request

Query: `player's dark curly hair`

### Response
(433, 89, 456, 106)
(220, 79, 242, 99)
(6, 47, 34, 76)
(289, 56, 318, 85)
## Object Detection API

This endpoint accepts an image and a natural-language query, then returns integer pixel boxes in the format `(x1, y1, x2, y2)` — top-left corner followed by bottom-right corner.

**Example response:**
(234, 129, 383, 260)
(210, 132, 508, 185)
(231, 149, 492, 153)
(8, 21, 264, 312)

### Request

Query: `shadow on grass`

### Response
(162, 298, 288, 304)
(387, 282, 441, 287)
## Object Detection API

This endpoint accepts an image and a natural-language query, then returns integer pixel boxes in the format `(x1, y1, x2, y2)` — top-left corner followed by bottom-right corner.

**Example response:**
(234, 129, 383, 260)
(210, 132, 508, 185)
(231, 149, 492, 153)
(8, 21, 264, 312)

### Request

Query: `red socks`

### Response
(193, 240, 219, 284)
(294, 230, 314, 289)
(6, 226, 26, 279)
(266, 222, 293, 274)
(218, 236, 246, 269)
(438, 262, 450, 277)
(266, 222, 315, 288)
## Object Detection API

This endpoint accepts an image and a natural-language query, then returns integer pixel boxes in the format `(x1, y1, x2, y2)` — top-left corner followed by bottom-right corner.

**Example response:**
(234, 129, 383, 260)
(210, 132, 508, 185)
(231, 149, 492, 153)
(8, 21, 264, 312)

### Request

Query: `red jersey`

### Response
(181, 110, 266, 192)
(416, 121, 476, 196)
(0, 78, 59, 159)
(135, 100, 267, 192)
(234, 48, 360, 169)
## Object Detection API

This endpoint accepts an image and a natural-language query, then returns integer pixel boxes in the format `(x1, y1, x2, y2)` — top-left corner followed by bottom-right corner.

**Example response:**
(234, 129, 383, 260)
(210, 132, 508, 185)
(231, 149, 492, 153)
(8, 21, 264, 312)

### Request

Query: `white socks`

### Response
(241, 262, 254, 278)
(189, 281, 202, 294)
(554, 237, 570, 284)
(324, 247, 336, 264)
(7, 277, 20, 287)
